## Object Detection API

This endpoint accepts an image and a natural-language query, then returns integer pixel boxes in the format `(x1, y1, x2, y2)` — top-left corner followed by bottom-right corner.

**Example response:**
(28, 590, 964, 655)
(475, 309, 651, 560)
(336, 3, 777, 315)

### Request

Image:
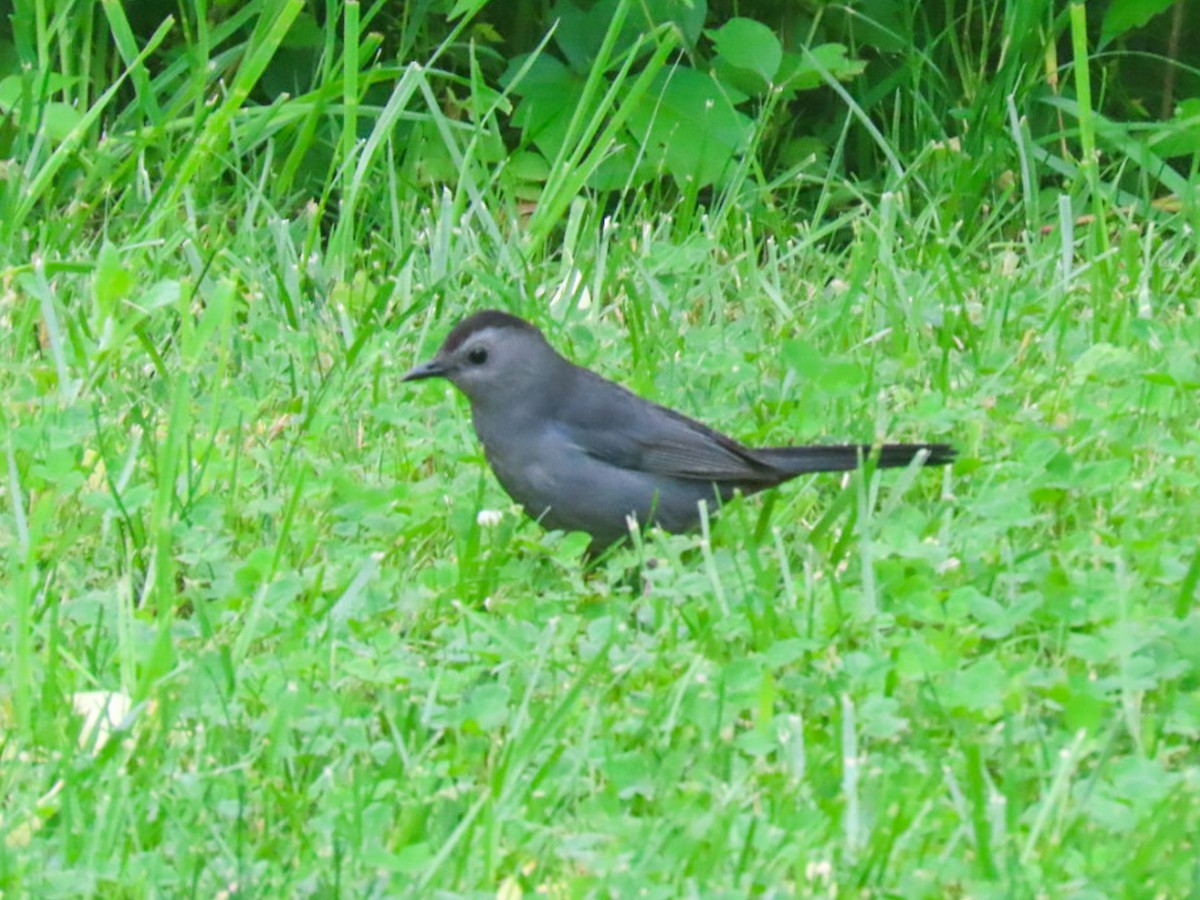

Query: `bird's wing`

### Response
(556, 368, 782, 483)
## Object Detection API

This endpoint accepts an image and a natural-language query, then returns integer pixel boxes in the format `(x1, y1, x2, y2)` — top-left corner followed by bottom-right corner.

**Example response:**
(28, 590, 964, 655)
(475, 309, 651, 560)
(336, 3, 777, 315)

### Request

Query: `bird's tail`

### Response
(753, 443, 956, 475)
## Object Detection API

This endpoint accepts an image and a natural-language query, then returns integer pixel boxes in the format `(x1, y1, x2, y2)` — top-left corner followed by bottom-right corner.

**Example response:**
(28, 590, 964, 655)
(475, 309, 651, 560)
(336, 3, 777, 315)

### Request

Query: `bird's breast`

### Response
(474, 418, 564, 515)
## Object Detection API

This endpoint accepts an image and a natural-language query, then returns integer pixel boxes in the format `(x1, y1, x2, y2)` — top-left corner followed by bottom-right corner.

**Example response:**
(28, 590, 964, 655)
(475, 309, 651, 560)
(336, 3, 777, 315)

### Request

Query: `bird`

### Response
(404, 310, 954, 553)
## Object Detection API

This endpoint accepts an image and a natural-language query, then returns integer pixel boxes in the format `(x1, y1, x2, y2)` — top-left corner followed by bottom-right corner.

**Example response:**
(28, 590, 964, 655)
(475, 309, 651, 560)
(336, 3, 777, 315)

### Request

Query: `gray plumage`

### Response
(405, 310, 954, 552)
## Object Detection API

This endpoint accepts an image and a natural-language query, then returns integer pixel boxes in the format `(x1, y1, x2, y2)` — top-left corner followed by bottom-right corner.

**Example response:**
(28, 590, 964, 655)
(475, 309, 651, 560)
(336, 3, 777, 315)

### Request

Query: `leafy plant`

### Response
(502, 0, 864, 200)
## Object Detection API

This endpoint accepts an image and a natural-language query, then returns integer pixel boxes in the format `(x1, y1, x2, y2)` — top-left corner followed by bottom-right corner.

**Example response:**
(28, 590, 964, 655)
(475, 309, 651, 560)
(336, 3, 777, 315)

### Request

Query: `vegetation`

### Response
(1, 0, 1197, 894)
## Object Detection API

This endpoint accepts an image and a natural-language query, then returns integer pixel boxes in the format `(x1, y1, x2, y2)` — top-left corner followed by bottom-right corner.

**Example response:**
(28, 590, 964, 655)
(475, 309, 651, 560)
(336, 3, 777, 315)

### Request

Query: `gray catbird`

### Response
(405, 310, 954, 552)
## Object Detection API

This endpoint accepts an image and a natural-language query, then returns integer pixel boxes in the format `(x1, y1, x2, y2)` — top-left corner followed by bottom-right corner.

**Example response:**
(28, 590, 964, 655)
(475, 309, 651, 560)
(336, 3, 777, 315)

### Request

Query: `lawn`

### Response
(2, 2, 1199, 896)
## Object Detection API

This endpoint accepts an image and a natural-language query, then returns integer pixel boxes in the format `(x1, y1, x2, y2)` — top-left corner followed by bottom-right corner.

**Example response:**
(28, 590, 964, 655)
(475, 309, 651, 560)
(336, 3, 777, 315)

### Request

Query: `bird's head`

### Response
(404, 310, 563, 410)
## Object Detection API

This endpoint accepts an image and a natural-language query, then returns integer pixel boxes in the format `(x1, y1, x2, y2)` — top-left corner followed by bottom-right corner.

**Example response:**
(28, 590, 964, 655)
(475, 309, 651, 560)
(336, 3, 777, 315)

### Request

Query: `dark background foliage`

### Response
(1, 0, 1194, 237)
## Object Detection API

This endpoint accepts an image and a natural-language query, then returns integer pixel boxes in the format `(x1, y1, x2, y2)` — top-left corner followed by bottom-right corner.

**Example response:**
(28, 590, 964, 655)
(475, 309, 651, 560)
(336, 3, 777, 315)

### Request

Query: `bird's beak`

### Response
(403, 358, 449, 382)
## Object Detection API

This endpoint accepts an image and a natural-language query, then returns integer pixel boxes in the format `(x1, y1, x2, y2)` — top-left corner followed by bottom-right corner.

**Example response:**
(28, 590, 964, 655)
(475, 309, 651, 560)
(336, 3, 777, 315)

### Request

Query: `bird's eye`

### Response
(467, 346, 488, 365)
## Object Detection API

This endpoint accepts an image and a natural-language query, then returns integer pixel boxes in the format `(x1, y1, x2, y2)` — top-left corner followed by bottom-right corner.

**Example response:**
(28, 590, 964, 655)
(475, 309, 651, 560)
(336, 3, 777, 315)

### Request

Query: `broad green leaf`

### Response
(1101, 0, 1176, 44)
(509, 151, 550, 181)
(503, 54, 586, 162)
(708, 17, 782, 83)
(0, 74, 83, 142)
(282, 10, 324, 48)
(626, 67, 753, 188)
(780, 339, 828, 379)
(647, 0, 707, 46)
(0, 72, 76, 108)
(552, 0, 706, 71)
(781, 338, 865, 393)
(37, 102, 83, 142)
(93, 242, 134, 319)
(1150, 98, 1200, 159)
(777, 44, 865, 93)
(552, 0, 619, 72)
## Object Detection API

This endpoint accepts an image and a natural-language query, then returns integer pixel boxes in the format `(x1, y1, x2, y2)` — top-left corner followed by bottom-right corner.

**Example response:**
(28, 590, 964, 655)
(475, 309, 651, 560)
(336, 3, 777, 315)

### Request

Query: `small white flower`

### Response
(476, 509, 503, 528)
(73, 691, 134, 752)
(805, 860, 833, 880)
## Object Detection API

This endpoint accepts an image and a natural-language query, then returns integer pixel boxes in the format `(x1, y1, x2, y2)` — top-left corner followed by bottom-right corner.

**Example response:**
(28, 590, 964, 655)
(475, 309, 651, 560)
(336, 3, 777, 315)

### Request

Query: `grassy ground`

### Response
(3, 9, 1200, 898)
(4, 190, 1199, 896)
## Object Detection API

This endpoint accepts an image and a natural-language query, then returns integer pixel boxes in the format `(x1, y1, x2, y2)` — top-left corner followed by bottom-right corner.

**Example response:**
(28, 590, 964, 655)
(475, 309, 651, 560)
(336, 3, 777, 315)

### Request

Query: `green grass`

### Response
(3, 3, 1200, 897)
(5, 192, 1199, 895)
